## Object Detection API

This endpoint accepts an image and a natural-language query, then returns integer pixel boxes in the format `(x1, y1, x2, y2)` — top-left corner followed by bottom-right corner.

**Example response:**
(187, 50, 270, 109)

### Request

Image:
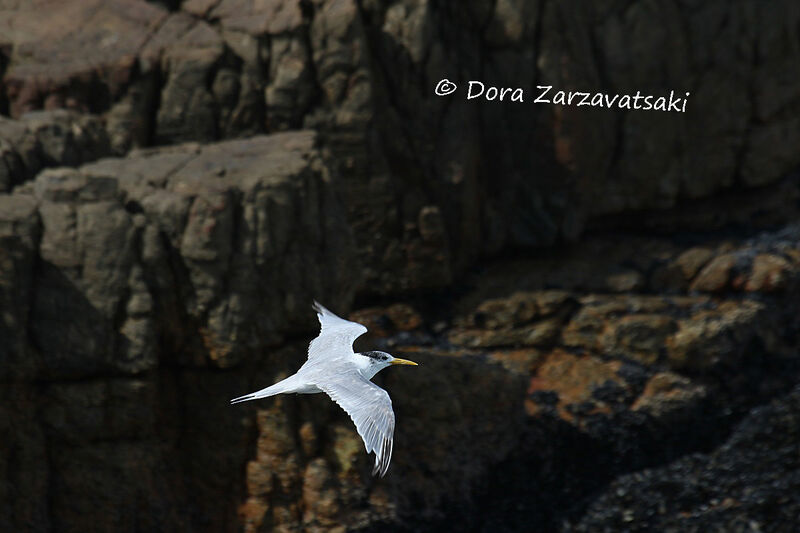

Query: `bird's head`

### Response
(359, 351, 418, 377)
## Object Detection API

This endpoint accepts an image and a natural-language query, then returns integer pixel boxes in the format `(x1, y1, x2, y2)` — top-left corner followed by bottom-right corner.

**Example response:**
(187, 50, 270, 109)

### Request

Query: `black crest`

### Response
(361, 351, 389, 362)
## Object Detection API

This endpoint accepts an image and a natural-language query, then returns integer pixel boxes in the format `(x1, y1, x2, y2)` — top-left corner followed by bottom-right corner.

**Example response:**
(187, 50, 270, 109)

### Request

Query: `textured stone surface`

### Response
(0, 130, 359, 377)
(236, 343, 527, 533)
(568, 386, 800, 532)
(2, 0, 800, 293)
(2, 0, 166, 117)
(0, 130, 362, 531)
(0, 110, 112, 192)
(1, 1, 800, 532)
(2, 203, 800, 531)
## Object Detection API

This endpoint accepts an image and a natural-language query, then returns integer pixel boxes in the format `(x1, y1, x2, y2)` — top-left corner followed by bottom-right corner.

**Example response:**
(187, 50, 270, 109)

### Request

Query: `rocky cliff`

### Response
(1, 0, 799, 532)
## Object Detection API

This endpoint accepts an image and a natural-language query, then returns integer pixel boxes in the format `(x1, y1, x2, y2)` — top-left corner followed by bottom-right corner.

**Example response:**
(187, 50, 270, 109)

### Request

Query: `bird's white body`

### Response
(254, 374, 320, 395)
(231, 301, 418, 477)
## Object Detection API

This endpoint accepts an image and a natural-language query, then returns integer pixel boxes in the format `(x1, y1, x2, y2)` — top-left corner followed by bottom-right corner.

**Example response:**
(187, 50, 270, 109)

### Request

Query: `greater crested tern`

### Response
(231, 301, 418, 477)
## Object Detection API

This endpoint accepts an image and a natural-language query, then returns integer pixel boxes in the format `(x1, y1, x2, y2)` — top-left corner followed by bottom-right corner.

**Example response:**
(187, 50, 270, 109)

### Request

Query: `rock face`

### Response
(0, 131, 360, 531)
(0, 110, 112, 192)
(2, 204, 800, 531)
(2, 131, 356, 378)
(0, 1, 799, 532)
(567, 385, 800, 532)
(3, 0, 800, 293)
(236, 344, 527, 533)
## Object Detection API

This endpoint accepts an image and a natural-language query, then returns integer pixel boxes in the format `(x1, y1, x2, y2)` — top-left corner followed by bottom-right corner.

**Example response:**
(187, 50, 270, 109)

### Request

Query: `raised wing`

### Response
(307, 301, 367, 363)
(317, 372, 395, 477)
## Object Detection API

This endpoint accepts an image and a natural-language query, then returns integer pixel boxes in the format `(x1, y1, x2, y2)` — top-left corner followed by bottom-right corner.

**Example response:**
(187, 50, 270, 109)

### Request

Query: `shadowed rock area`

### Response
(1, 0, 800, 532)
(566, 385, 800, 532)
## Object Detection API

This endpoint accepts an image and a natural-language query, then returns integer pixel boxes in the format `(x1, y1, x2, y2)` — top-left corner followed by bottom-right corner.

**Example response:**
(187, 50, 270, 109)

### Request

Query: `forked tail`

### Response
(230, 390, 270, 404)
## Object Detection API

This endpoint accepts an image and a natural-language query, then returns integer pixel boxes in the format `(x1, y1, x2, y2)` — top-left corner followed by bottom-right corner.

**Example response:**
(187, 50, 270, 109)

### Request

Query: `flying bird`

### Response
(231, 301, 418, 477)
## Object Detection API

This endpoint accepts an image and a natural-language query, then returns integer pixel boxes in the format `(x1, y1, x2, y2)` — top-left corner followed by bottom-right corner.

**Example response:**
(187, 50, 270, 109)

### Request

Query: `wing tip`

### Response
(371, 438, 393, 477)
(312, 300, 355, 326)
(372, 460, 388, 477)
(312, 299, 330, 318)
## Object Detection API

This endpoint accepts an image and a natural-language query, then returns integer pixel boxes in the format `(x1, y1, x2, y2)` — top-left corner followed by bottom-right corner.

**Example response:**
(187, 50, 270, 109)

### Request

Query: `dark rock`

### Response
(349, 303, 424, 338)
(652, 246, 715, 292)
(0, 385, 49, 532)
(745, 253, 794, 292)
(238, 344, 528, 532)
(0, 131, 357, 380)
(568, 386, 800, 532)
(0, 193, 40, 380)
(2, 0, 800, 293)
(2, 0, 166, 117)
(449, 291, 575, 349)
(155, 20, 225, 144)
(0, 111, 113, 191)
(599, 314, 678, 366)
(631, 372, 708, 420)
(690, 253, 738, 292)
(525, 350, 626, 423)
(0, 1, 799, 532)
(84, 131, 358, 369)
(666, 300, 767, 372)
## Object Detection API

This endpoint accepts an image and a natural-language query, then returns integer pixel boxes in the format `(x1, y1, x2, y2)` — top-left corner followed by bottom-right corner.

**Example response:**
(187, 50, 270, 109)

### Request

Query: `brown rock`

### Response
(348, 303, 423, 337)
(1, 0, 799, 281)
(3, 0, 167, 117)
(744, 253, 793, 292)
(0, 111, 113, 190)
(666, 300, 765, 371)
(1, 2, 800, 531)
(675, 247, 715, 279)
(238, 346, 528, 531)
(462, 290, 574, 329)
(599, 314, 678, 366)
(0, 131, 359, 377)
(301, 458, 341, 529)
(468, 294, 538, 330)
(449, 317, 563, 349)
(210, 0, 305, 35)
(449, 291, 575, 349)
(486, 348, 544, 375)
(690, 253, 737, 292)
(631, 372, 707, 418)
(526, 350, 624, 423)
(0, 193, 40, 380)
(605, 270, 646, 292)
(155, 21, 225, 144)
(562, 295, 677, 353)
(651, 246, 714, 292)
